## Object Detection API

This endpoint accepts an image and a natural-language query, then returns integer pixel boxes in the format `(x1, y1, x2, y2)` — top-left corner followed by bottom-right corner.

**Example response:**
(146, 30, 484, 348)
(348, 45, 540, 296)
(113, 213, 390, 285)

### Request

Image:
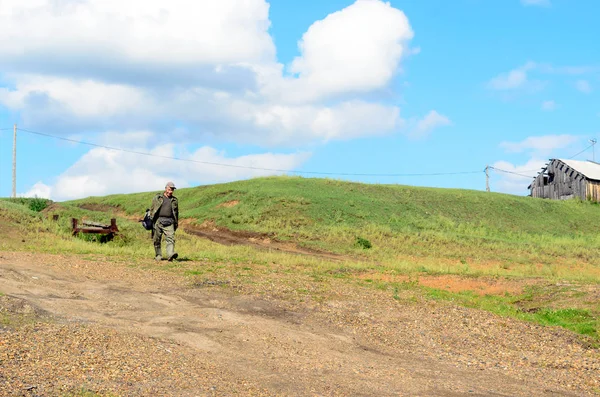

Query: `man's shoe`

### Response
(155, 255, 162, 261)
(167, 253, 178, 262)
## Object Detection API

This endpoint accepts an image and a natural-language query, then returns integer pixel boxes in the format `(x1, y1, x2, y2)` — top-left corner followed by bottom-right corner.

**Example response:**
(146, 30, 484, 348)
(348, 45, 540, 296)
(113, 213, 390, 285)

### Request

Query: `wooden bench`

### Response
(72, 218, 119, 240)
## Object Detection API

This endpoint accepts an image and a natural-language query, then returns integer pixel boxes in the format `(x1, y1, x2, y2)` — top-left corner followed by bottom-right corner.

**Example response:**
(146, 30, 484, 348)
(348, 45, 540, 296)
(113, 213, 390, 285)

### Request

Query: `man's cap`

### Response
(166, 181, 176, 189)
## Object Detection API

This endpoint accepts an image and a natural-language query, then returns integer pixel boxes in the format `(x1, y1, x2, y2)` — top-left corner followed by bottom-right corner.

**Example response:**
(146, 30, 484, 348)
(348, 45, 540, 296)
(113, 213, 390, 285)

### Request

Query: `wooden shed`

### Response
(529, 158, 600, 202)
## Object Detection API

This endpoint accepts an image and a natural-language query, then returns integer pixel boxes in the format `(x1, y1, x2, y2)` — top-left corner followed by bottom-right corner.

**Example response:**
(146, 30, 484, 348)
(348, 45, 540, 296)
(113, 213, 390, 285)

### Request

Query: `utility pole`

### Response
(485, 165, 490, 192)
(12, 124, 16, 198)
(590, 139, 597, 162)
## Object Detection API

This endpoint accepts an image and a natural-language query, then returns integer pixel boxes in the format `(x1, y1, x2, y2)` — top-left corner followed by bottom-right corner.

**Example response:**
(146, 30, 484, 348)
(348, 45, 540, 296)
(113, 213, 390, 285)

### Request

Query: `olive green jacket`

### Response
(150, 193, 179, 231)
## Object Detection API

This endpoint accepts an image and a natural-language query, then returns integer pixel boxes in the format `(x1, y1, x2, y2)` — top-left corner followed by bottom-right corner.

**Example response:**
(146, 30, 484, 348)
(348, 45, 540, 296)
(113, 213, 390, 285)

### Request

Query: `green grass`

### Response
(535, 308, 596, 336)
(58, 176, 600, 275)
(0, 197, 51, 212)
(2, 176, 600, 340)
(423, 286, 599, 340)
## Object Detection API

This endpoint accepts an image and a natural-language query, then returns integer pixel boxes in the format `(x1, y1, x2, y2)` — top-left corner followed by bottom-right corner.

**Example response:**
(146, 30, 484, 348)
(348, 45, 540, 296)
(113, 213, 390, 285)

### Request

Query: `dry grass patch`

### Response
(216, 200, 240, 208)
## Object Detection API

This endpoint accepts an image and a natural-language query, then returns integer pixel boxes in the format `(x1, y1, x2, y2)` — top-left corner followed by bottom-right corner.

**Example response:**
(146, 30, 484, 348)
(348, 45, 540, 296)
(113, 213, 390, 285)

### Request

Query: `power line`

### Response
(488, 166, 533, 179)
(568, 143, 595, 159)
(15, 127, 484, 177)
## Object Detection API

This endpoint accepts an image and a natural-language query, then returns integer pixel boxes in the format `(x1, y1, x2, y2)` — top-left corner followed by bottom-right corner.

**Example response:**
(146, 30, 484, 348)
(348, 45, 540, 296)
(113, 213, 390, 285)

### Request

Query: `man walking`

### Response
(150, 181, 179, 261)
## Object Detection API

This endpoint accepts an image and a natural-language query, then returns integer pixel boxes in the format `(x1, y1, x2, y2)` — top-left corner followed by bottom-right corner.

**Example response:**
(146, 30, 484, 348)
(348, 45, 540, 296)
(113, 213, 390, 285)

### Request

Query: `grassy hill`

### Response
(69, 175, 600, 235)
(1, 176, 599, 339)
(58, 176, 600, 278)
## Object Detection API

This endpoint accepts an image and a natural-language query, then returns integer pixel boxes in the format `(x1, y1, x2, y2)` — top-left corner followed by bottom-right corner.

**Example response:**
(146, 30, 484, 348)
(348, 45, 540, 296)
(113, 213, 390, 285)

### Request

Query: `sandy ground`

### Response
(0, 248, 598, 396)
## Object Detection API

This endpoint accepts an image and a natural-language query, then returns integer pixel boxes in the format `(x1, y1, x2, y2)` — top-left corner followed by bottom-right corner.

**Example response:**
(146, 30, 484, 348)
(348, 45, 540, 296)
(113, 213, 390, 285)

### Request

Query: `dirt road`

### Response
(0, 251, 598, 396)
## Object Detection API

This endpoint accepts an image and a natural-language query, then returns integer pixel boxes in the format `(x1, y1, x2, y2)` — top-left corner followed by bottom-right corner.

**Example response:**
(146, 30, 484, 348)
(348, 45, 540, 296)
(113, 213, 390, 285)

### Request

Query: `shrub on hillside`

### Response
(355, 236, 372, 249)
(6, 196, 50, 212)
(28, 197, 49, 212)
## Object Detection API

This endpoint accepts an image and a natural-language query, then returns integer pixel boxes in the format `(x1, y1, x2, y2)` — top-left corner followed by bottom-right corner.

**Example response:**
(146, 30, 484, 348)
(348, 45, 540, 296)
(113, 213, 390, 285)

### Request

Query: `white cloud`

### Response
(411, 110, 452, 137)
(541, 100, 557, 111)
(575, 80, 592, 93)
(491, 159, 545, 195)
(269, 0, 414, 103)
(20, 182, 52, 199)
(488, 62, 600, 104)
(42, 134, 312, 201)
(0, 0, 275, 67)
(1, 77, 405, 147)
(521, 0, 551, 6)
(229, 100, 403, 145)
(0, 75, 150, 118)
(488, 62, 598, 96)
(488, 62, 537, 90)
(500, 134, 580, 155)
(3, 0, 426, 199)
(0, 0, 415, 146)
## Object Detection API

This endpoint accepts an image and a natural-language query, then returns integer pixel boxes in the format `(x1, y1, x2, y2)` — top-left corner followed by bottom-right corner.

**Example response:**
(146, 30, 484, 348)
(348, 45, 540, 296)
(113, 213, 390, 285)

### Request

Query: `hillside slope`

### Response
(70, 176, 600, 236)
(61, 176, 600, 271)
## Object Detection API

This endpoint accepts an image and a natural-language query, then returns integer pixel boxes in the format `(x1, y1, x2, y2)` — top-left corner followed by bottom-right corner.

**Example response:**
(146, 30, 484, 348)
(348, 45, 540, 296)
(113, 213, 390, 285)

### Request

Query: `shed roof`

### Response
(555, 159, 600, 181)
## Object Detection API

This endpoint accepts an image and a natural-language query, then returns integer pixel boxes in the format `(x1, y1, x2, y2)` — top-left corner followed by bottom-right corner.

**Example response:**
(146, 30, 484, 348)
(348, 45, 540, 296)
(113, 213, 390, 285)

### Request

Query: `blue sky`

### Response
(0, 0, 598, 201)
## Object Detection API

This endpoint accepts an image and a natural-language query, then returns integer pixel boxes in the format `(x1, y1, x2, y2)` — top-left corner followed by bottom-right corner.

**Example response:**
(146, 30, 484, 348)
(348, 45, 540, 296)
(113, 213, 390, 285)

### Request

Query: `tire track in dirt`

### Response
(181, 219, 345, 261)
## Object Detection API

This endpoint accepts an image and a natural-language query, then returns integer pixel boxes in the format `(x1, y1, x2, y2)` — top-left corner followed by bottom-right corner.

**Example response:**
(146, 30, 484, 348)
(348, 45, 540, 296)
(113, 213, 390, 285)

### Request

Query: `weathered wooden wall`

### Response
(530, 159, 589, 201)
(586, 181, 600, 202)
